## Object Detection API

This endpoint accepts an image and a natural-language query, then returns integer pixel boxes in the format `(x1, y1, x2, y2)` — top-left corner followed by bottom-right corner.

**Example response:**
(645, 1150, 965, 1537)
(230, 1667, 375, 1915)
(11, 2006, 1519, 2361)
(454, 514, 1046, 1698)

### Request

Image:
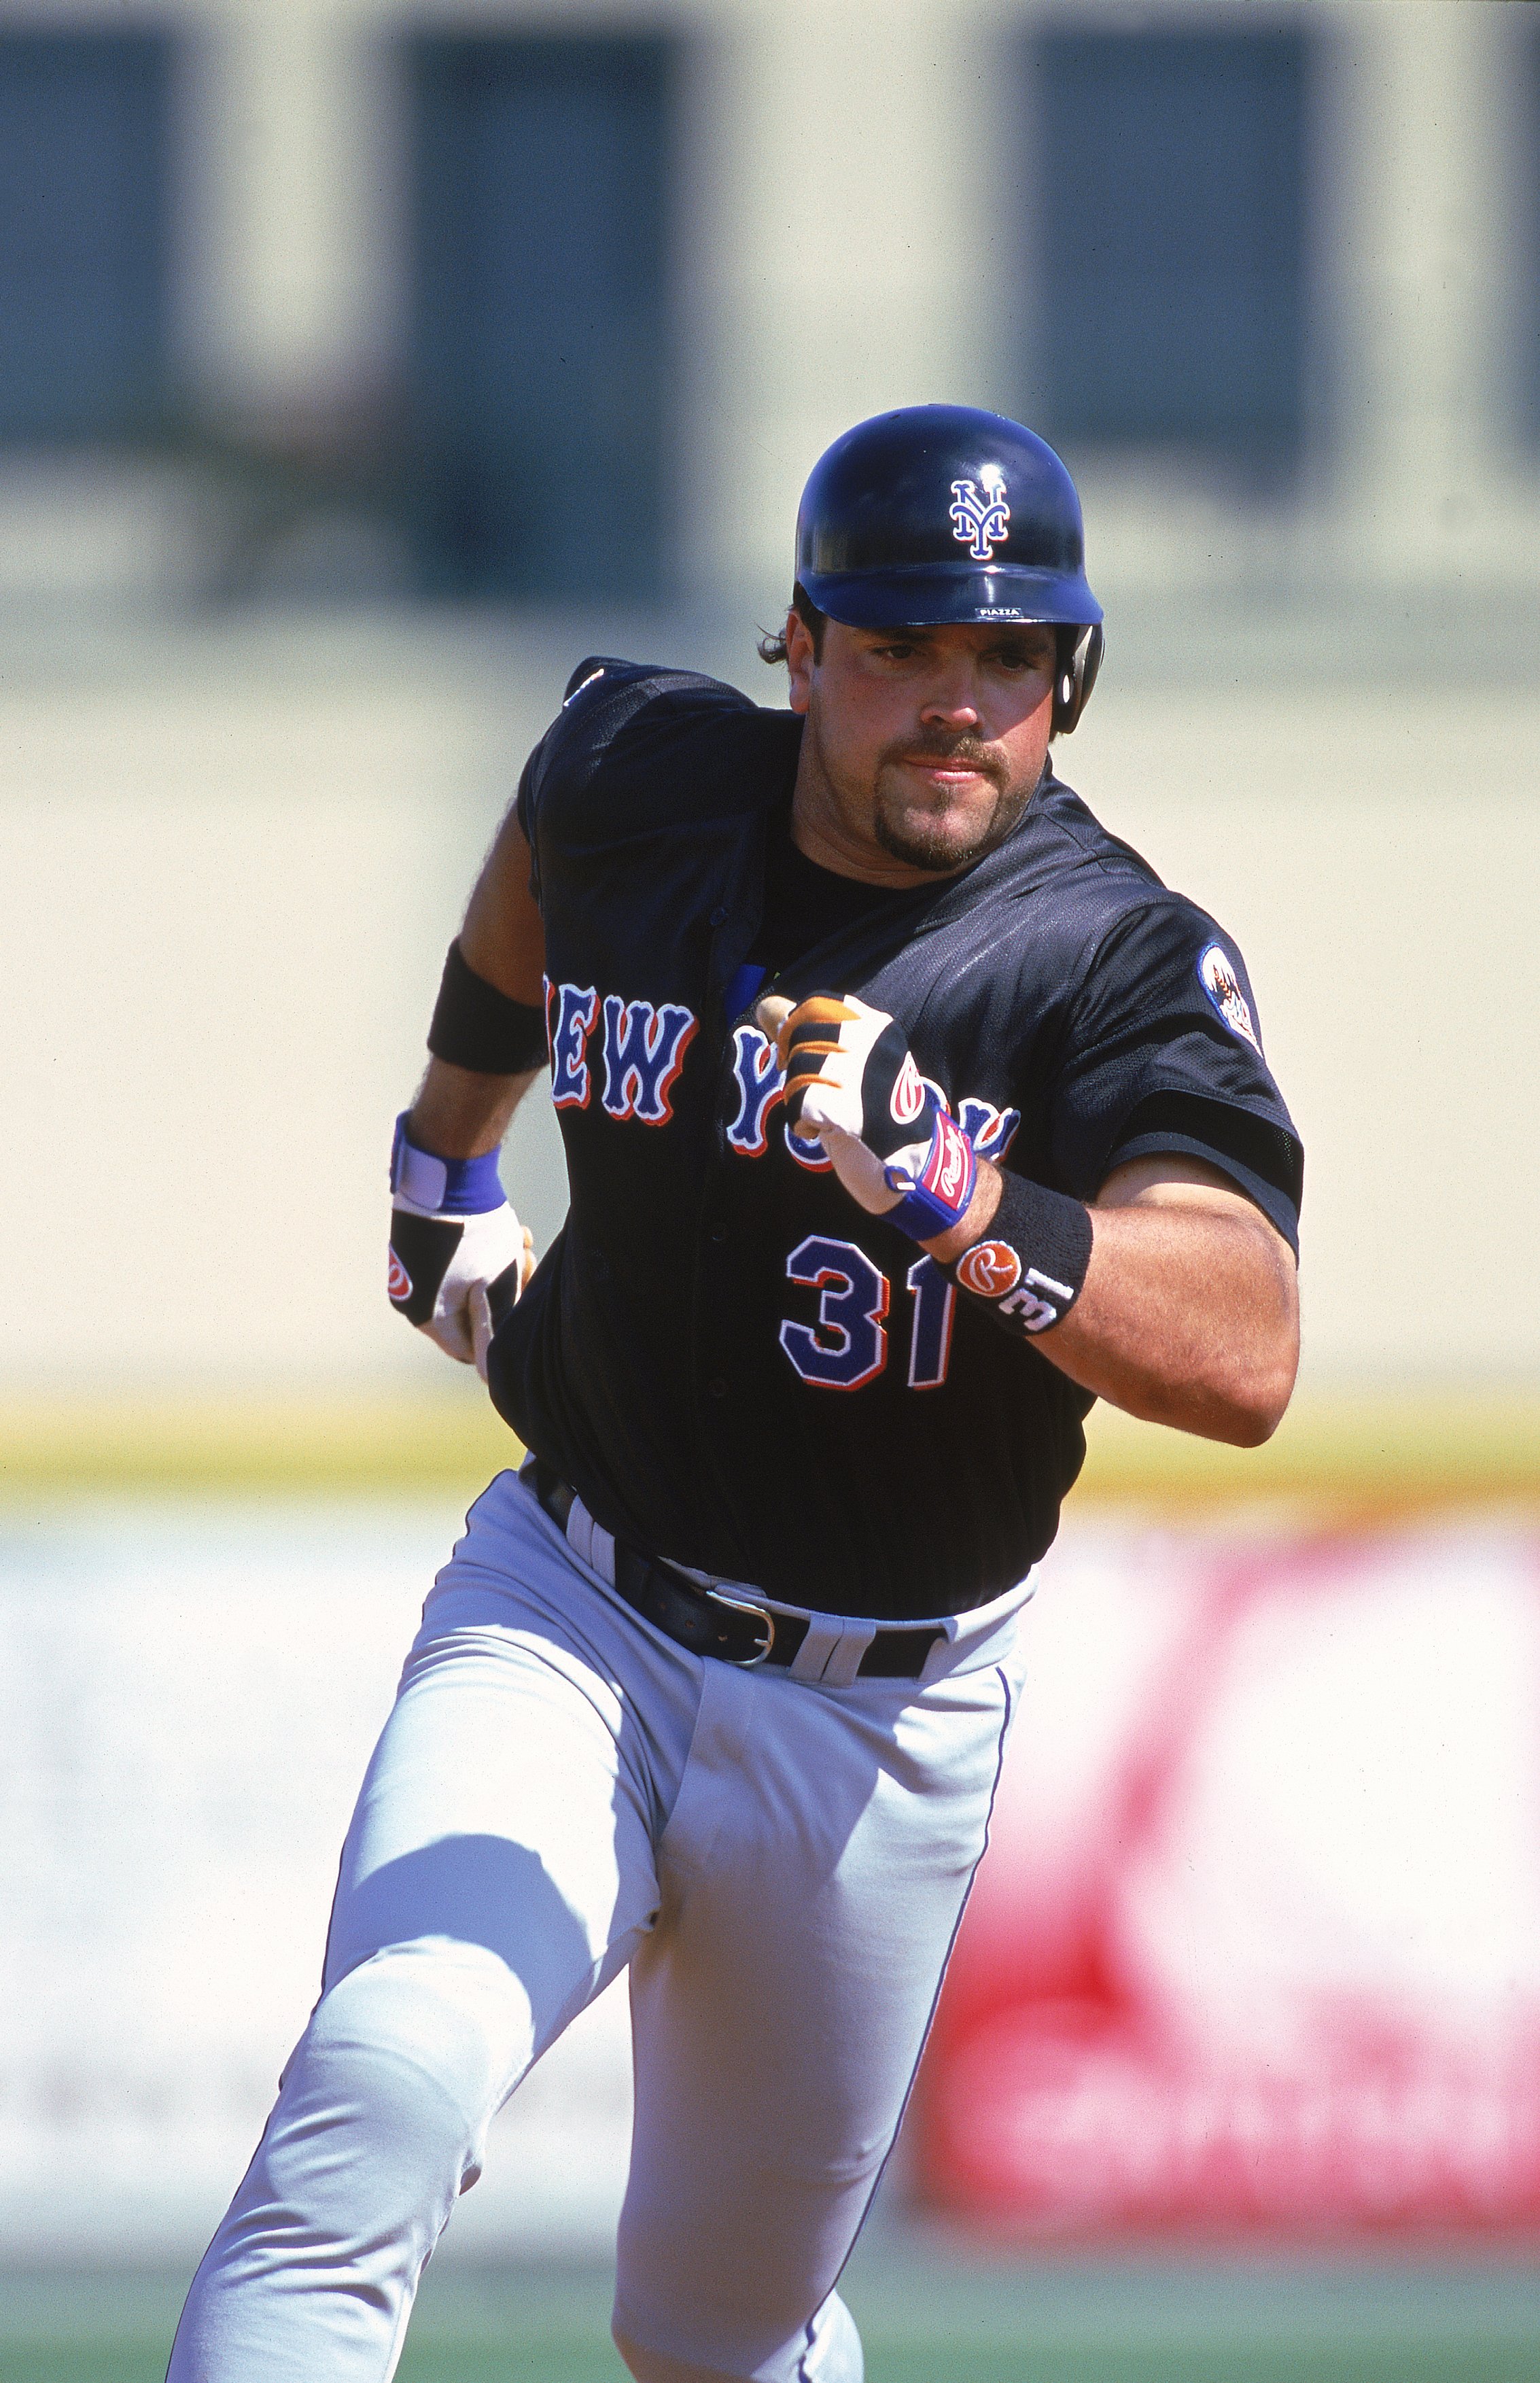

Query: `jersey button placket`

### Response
(693, 1028, 758, 1508)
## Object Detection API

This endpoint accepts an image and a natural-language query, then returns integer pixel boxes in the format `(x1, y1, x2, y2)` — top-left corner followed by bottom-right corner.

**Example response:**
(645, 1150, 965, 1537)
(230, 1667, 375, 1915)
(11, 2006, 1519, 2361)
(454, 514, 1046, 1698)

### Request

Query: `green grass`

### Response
(394, 2359, 1540, 2383)
(3, 2337, 1528, 2383)
(3, 2348, 1534, 2383)
(3, 2247, 1538, 2383)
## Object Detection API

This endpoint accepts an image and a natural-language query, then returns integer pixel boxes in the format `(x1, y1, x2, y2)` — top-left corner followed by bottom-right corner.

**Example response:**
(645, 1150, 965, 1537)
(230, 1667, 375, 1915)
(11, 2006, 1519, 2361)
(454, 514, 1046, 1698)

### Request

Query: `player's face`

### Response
(786, 616, 1059, 880)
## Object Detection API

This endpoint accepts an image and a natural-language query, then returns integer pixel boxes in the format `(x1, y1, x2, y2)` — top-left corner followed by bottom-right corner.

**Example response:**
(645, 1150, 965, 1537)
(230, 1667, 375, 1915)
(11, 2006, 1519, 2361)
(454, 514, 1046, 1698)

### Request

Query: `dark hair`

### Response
(757, 582, 826, 667)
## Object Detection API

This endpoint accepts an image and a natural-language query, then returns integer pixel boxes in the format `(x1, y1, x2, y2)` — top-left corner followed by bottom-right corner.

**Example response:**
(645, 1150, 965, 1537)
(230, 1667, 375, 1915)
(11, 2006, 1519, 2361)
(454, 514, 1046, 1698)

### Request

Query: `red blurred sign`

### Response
(913, 1518, 1540, 2237)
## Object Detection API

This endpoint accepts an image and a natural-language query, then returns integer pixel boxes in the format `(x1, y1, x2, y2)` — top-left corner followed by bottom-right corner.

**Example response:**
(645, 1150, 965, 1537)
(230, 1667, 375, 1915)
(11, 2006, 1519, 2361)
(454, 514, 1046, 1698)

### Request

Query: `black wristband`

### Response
(427, 939, 548, 1075)
(949, 1170, 1093, 1336)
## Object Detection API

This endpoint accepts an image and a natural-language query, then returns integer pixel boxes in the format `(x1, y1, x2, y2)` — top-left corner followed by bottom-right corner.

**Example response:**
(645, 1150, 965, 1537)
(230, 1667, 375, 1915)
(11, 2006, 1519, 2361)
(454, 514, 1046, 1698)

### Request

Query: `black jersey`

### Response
(489, 659, 1302, 1620)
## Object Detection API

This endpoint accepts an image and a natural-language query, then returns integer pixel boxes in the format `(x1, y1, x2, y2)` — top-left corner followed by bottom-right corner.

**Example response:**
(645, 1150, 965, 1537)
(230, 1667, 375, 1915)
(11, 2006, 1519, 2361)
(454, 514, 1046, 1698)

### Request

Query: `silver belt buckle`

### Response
(705, 1588, 776, 1667)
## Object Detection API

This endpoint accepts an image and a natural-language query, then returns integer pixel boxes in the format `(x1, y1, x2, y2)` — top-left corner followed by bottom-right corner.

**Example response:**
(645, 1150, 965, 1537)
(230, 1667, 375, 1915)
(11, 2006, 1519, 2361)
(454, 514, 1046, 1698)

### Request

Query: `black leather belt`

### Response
(526, 1459, 943, 1680)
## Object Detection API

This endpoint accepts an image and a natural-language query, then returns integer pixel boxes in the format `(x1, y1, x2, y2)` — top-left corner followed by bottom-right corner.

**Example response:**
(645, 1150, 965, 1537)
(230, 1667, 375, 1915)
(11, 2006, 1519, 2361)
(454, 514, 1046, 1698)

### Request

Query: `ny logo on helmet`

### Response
(949, 466, 1010, 561)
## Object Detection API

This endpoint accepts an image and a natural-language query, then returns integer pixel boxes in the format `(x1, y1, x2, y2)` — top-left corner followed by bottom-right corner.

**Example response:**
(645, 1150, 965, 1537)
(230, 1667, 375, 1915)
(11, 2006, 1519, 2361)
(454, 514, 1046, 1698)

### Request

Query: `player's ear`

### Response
(785, 608, 816, 715)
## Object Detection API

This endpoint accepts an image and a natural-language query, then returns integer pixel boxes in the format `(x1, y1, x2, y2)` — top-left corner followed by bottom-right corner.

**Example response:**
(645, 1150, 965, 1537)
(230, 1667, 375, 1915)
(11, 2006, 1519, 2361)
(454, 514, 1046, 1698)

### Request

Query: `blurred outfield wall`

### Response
(3, 1503, 1537, 2262)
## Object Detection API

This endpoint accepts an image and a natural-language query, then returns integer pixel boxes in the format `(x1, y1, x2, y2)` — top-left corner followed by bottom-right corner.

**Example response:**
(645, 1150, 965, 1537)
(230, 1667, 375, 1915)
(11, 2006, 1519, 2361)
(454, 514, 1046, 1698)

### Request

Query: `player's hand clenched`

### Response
(388, 1115, 536, 1381)
(756, 992, 977, 1242)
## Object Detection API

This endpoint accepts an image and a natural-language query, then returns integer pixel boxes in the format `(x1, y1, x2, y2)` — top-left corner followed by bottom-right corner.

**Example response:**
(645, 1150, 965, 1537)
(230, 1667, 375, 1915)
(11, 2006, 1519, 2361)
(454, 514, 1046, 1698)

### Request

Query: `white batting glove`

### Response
(758, 993, 978, 1241)
(387, 1115, 534, 1381)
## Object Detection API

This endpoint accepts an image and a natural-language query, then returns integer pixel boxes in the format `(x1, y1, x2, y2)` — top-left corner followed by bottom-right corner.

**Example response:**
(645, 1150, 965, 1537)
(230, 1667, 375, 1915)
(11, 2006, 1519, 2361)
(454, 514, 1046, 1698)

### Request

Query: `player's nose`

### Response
(917, 670, 981, 729)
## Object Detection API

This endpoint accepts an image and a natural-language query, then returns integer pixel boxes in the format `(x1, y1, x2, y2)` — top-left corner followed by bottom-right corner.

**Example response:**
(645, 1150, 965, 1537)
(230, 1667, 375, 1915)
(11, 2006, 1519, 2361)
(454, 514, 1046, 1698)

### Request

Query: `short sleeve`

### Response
(513, 654, 627, 871)
(515, 655, 760, 877)
(1047, 899, 1303, 1250)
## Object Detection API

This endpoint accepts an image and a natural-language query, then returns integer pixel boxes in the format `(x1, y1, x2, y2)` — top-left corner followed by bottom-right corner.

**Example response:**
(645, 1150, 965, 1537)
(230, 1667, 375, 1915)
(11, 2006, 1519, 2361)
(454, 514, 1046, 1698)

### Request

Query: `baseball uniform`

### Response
(169, 652, 1300, 2383)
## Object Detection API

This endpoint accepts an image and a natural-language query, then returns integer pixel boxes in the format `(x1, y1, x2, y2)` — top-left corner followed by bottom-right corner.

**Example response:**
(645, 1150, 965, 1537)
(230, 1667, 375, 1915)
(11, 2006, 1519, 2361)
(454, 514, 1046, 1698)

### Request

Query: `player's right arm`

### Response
(409, 807, 547, 1158)
(389, 806, 548, 1376)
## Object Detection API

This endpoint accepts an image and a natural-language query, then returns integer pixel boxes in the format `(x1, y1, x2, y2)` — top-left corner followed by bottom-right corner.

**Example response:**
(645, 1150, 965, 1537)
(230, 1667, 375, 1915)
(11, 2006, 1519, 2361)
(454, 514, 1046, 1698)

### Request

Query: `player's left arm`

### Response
(764, 989, 1298, 1448)
(925, 1152, 1299, 1446)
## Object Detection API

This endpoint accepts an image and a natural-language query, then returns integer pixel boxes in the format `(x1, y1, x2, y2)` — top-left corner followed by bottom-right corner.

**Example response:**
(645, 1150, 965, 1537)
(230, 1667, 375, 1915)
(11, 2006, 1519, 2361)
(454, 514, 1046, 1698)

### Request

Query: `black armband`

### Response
(427, 939, 548, 1075)
(949, 1171, 1093, 1336)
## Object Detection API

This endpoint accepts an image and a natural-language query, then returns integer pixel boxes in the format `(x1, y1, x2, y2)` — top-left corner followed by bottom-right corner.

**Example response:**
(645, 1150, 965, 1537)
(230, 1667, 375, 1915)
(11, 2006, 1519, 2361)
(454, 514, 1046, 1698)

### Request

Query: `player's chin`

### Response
(873, 783, 1007, 874)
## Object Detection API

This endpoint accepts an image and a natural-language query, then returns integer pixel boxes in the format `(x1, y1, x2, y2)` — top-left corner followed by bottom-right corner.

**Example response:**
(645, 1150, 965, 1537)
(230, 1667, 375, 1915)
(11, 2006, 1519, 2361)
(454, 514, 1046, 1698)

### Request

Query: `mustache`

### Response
(879, 730, 1007, 782)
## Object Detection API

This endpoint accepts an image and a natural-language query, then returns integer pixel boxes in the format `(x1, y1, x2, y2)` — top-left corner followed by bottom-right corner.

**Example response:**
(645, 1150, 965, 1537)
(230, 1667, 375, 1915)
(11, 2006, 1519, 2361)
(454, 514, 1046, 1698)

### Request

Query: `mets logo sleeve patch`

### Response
(1197, 943, 1262, 1052)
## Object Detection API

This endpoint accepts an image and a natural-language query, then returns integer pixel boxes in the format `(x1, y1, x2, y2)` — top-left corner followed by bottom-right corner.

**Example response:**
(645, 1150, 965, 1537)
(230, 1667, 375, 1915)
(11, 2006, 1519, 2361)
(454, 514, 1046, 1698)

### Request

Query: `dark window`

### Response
(407, 35, 676, 598)
(1030, 27, 1311, 474)
(1522, 20, 1540, 443)
(0, 32, 173, 442)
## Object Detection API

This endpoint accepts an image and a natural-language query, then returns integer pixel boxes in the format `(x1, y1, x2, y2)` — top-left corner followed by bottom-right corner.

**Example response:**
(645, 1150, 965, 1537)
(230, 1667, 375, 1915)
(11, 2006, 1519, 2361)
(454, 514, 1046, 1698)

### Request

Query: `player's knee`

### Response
(185, 1947, 538, 2321)
(274, 1941, 533, 2205)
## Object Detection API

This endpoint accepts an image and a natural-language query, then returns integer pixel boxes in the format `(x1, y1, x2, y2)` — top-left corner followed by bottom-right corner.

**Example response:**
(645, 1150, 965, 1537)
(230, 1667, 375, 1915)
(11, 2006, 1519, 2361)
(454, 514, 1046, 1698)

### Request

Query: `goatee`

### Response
(872, 768, 1036, 875)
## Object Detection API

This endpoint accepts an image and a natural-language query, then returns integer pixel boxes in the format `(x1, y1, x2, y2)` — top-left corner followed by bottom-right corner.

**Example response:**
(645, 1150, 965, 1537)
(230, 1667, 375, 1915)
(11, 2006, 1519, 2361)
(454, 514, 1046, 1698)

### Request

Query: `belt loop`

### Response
(788, 1617, 841, 1682)
(788, 1615, 875, 1685)
(917, 1620, 956, 1687)
(821, 1618, 876, 1688)
(566, 1493, 616, 1589)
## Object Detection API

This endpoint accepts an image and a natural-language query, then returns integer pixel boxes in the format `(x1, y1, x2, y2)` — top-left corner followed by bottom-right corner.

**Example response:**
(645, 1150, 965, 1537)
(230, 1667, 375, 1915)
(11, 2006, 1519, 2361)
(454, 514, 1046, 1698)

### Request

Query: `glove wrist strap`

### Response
(882, 1108, 978, 1240)
(391, 1113, 506, 1216)
(948, 1171, 1093, 1335)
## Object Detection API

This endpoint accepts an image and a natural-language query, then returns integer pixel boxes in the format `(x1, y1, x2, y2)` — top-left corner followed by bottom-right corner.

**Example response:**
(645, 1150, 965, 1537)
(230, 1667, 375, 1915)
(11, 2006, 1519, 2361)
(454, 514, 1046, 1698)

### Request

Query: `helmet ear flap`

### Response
(1052, 623, 1104, 735)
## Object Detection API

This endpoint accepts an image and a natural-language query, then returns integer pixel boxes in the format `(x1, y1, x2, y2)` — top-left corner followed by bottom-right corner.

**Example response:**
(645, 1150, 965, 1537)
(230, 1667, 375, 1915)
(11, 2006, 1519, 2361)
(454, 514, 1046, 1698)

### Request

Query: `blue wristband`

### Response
(882, 1107, 978, 1241)
(391, 1113, 507, 1215)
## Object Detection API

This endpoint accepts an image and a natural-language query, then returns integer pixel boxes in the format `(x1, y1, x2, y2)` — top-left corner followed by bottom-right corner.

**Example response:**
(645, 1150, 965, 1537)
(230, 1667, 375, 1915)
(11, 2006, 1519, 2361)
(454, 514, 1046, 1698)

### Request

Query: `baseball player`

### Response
(169, 406, 1300, 2383)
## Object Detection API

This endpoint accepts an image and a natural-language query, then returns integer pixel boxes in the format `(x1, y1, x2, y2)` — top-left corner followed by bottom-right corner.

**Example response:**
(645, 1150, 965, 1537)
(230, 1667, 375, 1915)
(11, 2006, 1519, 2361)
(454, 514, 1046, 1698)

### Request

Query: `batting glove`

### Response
(388, 1114, 533, 1380)
(760, 993, 977, 1241)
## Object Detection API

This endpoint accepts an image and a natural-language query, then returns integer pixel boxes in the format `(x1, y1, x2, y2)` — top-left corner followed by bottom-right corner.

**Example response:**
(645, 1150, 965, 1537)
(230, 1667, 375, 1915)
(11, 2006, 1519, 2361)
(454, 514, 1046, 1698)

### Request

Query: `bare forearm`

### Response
(927, 1158, 1299, 1444)
(408, 1058, 541, 1162)
(1042, 1198, 1297, 1440)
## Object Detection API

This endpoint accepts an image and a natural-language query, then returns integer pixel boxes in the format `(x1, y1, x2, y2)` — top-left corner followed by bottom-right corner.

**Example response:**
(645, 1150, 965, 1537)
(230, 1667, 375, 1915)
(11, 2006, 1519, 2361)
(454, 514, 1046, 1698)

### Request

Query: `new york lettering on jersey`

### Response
(544, 968, 1025, 1403)
(546, 981, 697, 1124)
(491, 660, 1302, 1620)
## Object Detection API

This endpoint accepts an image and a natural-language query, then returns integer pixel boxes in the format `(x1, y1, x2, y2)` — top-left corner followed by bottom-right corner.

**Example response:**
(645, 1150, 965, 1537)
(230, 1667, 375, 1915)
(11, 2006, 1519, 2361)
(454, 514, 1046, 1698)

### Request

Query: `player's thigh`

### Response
(616, 1653, 1016, 2362)
(325, 1506, 700, 2068)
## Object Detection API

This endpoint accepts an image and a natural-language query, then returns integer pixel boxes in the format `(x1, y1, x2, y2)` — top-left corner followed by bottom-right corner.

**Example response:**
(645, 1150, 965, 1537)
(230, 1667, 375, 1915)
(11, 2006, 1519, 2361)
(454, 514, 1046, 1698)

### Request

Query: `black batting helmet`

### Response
(794, 404, 1104, 730)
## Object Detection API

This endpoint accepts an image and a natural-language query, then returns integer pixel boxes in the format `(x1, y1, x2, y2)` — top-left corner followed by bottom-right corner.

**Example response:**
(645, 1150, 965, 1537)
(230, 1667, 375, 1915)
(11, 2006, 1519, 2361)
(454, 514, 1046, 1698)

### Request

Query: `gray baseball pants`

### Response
(167, 1467, 1026, 2383)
